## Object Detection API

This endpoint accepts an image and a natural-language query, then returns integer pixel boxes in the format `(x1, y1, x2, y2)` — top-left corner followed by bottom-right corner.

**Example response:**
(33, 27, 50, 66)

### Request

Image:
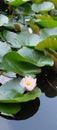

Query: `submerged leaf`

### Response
(0, 103, 21, 116)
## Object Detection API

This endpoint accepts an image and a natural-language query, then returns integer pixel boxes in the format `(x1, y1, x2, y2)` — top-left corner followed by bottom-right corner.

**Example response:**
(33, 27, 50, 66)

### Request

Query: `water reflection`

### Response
(0, 94, 57, 130)
(37, 67, 57, 98)
(1, 98, 40, 120)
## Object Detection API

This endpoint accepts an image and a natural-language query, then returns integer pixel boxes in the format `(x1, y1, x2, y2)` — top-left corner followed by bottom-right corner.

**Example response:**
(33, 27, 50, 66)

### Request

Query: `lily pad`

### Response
(18, 31, 40, 47)
(0, 51, 41, 76)
(5, 0, 30, 6)
(32, 2, 54, 13)
(0, 41, 11, 62)
(0, 78, 41, 103)
(35, 15, 57, 28)
(3, 31, 21, 48)
(0, 14, 9, 26)
(35, 27, 57, 51)
(18, 47, 54, 67)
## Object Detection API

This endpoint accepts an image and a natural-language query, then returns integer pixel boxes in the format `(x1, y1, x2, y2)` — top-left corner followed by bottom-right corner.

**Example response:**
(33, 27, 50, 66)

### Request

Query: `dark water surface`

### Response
(0, 93, 57, 130)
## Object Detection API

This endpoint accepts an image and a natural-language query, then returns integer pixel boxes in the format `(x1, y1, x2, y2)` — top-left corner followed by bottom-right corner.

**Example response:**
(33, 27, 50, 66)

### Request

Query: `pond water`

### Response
(0, 68, 57, 130)
(0, 94, 57, 130)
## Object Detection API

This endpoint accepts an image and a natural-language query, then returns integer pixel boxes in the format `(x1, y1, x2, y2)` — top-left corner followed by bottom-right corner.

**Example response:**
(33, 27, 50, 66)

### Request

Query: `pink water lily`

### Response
(20, 76, 37, 91)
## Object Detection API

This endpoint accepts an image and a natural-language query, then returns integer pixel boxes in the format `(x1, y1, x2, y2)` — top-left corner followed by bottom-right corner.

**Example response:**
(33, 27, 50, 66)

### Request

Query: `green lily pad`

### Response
(18, 31, 40, 47)
(0, 14, 9, 26)
(5, 0, 30, 6)
(0, 78, 41, 103)
(3, 31, 21, 48)
(32, 2, 54, 13)
(0, 41, 11, 62)
(35, 27, 57, 51)
(18, 47, 54, 67)
(3, 71, 16, 78)
(0, 51, 41, 76)
(35, 14, 57, 28)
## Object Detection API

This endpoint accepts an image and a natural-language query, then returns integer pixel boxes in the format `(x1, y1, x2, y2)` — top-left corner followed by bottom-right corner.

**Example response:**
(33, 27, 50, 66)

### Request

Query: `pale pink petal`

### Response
(20, 76, 37, 91)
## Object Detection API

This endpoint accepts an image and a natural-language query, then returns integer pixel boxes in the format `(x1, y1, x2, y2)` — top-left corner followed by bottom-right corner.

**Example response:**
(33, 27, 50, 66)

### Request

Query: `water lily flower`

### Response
(20, 76, 37, 91)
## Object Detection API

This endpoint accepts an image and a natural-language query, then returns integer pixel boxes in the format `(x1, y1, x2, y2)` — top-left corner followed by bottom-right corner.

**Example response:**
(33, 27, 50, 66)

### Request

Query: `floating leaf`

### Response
(32, 2, 54, 13)
(3, 71, 16, 78)
(0, 78, 24, 102)
(49, 0, 57, 8)
(18, 31, 42, 47)
(14, 87, 41, 103)
(0, 14, 9, 26)
(0, 78, 41, 102)
(3, 18, 17, 30)
(18, 47, 54, 67)
(35, 14, 57, 28)
(31, 0, 42, 4)
(35, 37, 57, 51)
(3, 31, 21, 48)
(5, 0, 30, 6)
(0, 51, 41, 76)
(0, 41, 11, 62)
(0, 78, 24, 95)
(35, 27, 57, 51)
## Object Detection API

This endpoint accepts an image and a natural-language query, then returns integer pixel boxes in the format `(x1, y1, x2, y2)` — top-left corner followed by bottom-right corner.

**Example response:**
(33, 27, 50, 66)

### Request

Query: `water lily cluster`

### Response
(0, 0, 57, 117)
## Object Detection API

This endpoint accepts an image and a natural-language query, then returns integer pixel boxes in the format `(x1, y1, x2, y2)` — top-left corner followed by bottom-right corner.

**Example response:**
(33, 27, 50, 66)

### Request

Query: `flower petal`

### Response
(20, 76, 37, 91)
